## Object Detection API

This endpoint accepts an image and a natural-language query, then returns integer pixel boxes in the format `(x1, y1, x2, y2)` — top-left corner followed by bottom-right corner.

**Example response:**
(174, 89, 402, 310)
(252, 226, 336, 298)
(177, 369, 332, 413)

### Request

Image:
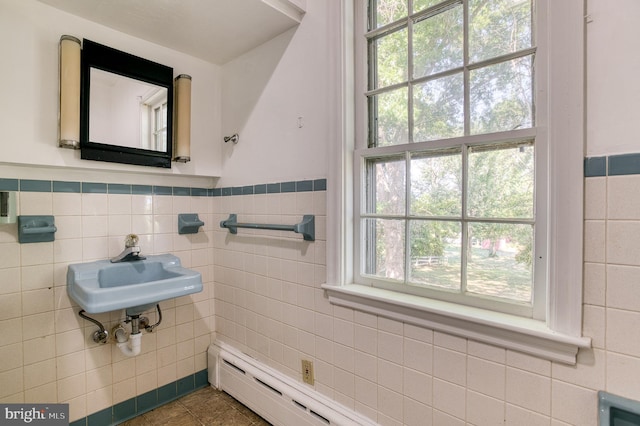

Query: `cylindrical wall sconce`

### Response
(173, 74, 192, 163)
(58, 35, 81, 149)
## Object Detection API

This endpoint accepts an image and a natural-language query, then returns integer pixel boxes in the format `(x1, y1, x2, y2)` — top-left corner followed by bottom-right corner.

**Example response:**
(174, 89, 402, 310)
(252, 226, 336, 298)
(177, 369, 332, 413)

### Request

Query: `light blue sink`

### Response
(67, 254, 202, 314)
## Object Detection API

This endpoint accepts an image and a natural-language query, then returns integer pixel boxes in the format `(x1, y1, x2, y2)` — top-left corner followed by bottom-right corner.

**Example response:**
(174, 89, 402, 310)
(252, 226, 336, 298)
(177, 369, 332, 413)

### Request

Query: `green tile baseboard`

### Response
(70, 369, 209, 426)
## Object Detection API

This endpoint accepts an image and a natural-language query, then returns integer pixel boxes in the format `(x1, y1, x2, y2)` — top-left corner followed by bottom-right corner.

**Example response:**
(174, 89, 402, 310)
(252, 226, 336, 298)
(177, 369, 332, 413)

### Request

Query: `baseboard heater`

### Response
(208, 341, 378, 426)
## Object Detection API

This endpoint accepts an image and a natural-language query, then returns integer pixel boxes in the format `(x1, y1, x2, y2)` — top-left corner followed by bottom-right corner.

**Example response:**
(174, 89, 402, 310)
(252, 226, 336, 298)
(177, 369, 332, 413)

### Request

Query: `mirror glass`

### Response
(80, 39, 174, 168)
(89, 69, 169, 152)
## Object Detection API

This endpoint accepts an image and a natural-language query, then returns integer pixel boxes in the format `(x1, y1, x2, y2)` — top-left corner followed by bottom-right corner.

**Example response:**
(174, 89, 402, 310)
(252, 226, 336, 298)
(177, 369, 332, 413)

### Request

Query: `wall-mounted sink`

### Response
(67, 254, 202, 314)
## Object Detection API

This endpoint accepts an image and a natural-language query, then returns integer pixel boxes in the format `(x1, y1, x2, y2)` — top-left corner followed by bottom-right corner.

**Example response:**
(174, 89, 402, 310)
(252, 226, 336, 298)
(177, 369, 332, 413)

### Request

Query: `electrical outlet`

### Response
(301, 359, 314, 385)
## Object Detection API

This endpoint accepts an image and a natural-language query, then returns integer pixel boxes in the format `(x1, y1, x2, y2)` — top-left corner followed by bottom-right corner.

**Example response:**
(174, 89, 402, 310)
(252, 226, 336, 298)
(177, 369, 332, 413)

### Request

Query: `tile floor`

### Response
(121, 386, 271, 426)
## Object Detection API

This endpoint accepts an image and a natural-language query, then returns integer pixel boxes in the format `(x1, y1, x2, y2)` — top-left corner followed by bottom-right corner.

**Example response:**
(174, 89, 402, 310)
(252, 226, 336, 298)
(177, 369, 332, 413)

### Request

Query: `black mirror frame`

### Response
(80, 39, 174, 168)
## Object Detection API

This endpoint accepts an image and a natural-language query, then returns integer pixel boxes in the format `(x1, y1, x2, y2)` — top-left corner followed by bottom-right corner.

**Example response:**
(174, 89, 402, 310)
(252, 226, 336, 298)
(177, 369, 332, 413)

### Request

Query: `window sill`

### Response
(321, 283, 591, 365)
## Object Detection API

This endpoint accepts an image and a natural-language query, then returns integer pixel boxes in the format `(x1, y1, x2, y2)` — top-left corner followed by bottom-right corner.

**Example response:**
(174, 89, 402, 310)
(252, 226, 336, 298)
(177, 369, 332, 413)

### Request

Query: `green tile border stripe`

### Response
(70, 370, 209, 426)
(53, 181, 82, 193)
(214, 179, 326, 196)
(82, 182, 108, 193)
(8, 156, 640, 189)
(153, 185, 173, 196)
(1, 178, 328, 196)
(584, 157, 606, 177)
(609, 153, 640, 176)
(132, 185, 153, 195)
(20, 179, 52, 192)
(585, 154, 640, 177)
(108, 183, 132, 194)
(0, 178, 19, 191)
(173, 187, 191, 196)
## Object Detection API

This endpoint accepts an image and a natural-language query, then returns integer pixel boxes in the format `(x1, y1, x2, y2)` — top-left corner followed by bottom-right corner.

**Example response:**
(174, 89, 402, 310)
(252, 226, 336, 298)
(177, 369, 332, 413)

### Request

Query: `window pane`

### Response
(470, 55, 533, 135)
(364, 218, 406, 281)
(370, 87, 409, 146)
(410, 151, 462, 217)
(466, 222, 533, 303)
(159, 131, 166, 151)
(367, 157, 406, 215)
(374, 0, 408, 28)
(409, 220, 461, 290)
(469, 0, 532, 63)
(413, 5, 463, 79)
(413, 0, 448, 14)
(467, 143, 534, 219)
(154, 107, 161, 130)
(371, 27, 408, 89)
(413, 73, 464, 142)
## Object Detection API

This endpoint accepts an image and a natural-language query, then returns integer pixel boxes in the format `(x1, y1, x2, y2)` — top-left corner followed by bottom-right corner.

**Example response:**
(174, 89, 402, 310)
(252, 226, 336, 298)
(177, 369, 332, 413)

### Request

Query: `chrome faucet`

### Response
(111, 234, 146, 263)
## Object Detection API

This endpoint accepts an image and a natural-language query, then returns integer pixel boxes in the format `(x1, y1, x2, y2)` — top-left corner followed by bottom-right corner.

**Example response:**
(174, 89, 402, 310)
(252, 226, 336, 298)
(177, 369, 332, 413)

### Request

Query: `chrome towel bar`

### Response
(220, 214, 315, 241)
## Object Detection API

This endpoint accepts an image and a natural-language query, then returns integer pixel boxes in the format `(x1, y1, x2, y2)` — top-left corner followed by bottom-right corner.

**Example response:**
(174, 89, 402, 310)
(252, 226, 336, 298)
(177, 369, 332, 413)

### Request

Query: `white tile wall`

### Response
(212, 175, 640, 425)
(6, 172, 640, 424)
(0, 183, 214, 422)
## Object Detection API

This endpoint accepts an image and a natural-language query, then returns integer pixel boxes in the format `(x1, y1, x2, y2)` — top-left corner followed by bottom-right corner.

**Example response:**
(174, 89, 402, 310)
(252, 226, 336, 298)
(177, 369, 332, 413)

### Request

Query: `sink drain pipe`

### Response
(115, 314, 145, 357)
(117, 331, 142, 357)
(77, 305, 162, 357)
(117, 304, 162, 357)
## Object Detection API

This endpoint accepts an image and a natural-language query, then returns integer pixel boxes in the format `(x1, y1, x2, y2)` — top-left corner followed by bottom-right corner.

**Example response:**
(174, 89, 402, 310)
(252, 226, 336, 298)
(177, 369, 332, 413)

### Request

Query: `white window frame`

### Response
(322, 0, 591, 364)
(139, 88, 168, 151)
(152, 102, 168, 151)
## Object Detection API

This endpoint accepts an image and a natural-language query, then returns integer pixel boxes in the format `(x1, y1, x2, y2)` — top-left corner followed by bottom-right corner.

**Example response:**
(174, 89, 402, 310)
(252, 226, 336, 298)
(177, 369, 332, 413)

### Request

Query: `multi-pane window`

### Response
(359, 0, 541, 317)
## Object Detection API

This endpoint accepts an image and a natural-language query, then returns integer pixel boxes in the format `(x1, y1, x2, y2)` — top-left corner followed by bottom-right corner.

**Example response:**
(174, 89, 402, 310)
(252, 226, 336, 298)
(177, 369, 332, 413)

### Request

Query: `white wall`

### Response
(89, 73, 143, 148)
(0, 0, 221, 178)
(217, 0, 640, 178)
(218, 1, 334, 187)
(586, 0, 640, 156)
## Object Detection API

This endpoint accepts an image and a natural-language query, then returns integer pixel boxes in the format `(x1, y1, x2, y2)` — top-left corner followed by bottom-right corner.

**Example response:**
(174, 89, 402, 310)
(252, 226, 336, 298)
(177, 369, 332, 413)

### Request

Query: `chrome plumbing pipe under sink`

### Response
(79, 304, 163, 357)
